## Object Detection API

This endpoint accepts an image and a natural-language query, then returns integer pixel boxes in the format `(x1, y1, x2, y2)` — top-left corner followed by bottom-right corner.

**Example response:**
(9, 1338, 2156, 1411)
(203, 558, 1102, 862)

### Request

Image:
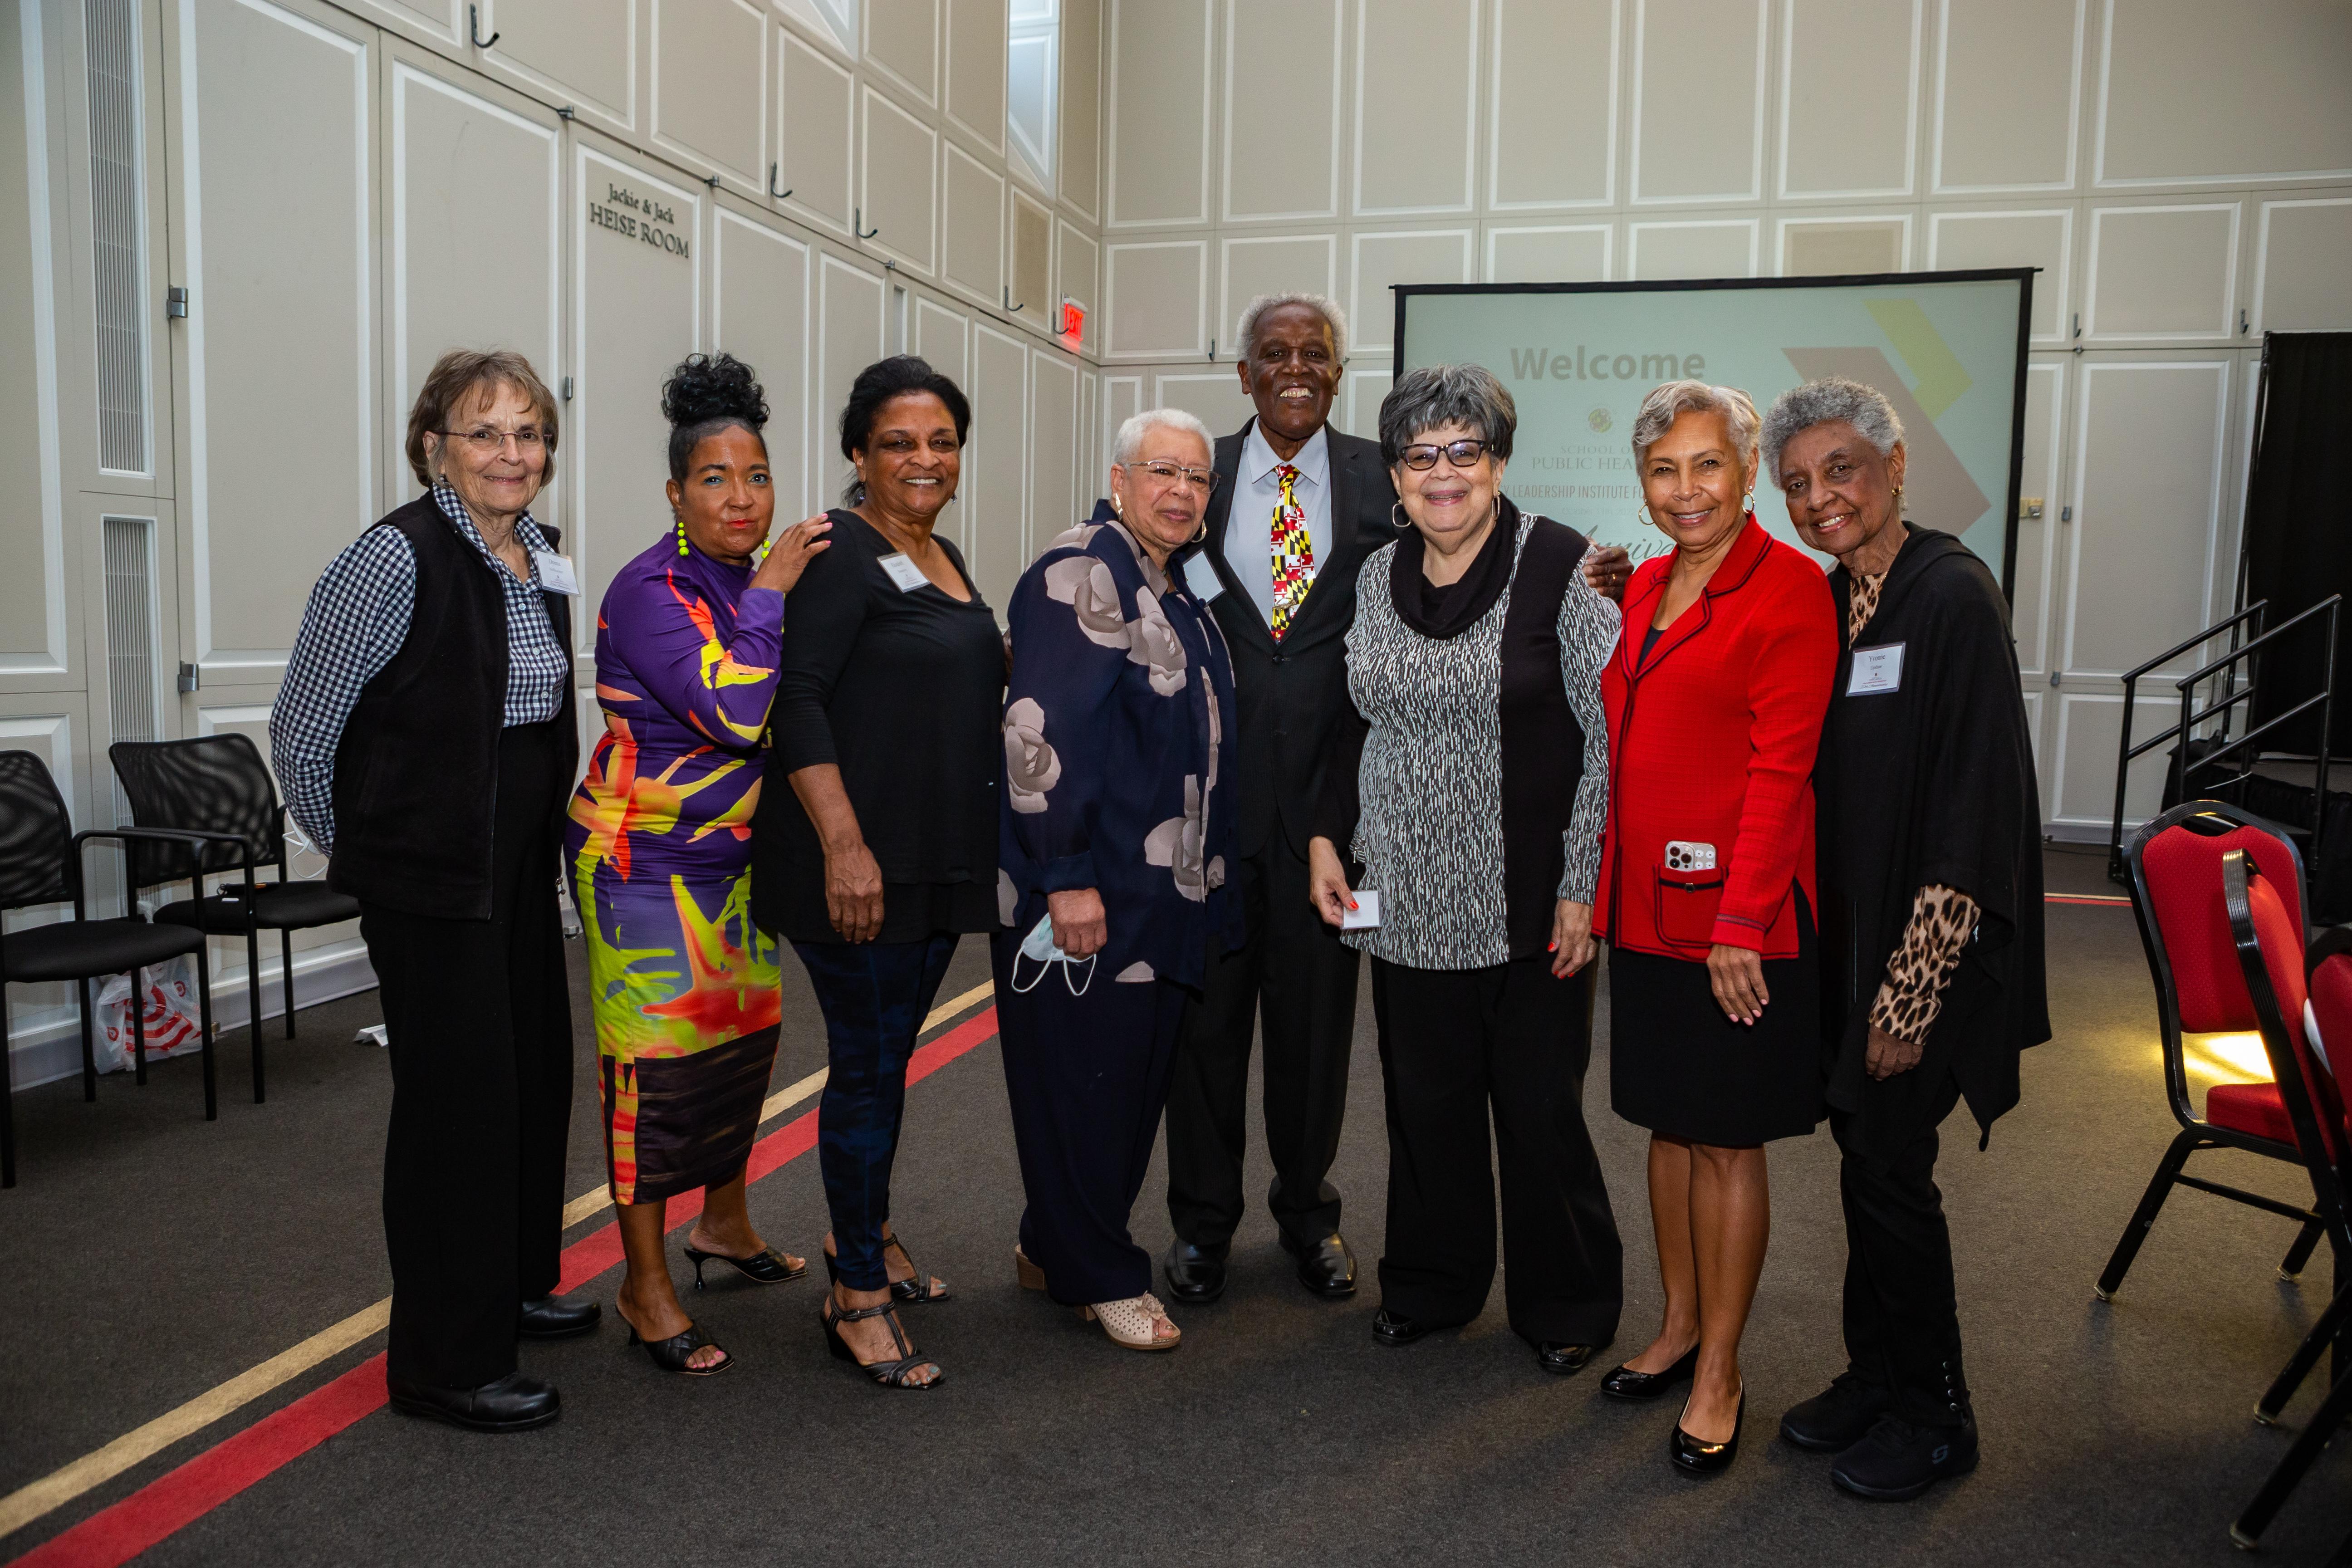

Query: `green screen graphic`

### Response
(1397, 274, 2028, 585)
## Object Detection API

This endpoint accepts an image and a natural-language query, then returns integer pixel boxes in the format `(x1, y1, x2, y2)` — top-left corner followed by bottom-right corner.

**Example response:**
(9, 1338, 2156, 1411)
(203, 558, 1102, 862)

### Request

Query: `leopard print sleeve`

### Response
(1867, 884, 1982, 1046)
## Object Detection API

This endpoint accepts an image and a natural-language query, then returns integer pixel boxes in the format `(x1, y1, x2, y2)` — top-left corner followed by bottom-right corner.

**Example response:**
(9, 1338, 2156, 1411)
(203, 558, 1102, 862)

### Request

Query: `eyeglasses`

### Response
(1398, 438, 1490, 471)
(1127, 460, 1219, 493)
(440, 426, 547, 454)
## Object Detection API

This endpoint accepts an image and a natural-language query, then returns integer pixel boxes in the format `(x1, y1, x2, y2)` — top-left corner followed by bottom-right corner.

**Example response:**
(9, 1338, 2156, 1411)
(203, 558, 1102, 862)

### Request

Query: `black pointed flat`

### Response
(1602, 1343, 1699, 1401)
(683, 1244, 807, 1290)
(1670, 1389, 1744, 1476)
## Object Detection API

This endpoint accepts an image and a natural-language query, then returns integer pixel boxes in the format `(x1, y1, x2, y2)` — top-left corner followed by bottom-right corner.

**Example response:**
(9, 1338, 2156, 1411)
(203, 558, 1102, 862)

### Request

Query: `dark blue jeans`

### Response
(791, 934, 959, 1290)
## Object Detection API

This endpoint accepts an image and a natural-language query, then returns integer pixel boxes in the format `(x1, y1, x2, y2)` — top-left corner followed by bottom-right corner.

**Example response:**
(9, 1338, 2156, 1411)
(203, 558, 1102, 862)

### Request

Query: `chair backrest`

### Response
(2128, 801, 2308, 1037)
(2307, 926, 2352, 1090)
(0, 750, 76, 912)
(2225, 852, 2342, 1171)
(108, 734, 282, 890)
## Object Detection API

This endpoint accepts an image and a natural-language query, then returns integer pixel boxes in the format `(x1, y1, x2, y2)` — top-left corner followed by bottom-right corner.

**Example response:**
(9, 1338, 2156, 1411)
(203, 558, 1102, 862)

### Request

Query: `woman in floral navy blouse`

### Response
(995, 407, 1242, 1352)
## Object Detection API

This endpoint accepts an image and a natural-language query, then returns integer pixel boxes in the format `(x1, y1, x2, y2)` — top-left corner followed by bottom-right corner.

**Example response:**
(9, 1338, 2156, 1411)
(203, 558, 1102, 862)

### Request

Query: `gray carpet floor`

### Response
(0, 845, 2345, 1565)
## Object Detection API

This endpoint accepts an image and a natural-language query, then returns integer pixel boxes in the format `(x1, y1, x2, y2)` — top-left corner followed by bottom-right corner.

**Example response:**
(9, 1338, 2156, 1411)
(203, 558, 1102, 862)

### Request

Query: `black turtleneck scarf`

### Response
(1392, 501, 1516, 639)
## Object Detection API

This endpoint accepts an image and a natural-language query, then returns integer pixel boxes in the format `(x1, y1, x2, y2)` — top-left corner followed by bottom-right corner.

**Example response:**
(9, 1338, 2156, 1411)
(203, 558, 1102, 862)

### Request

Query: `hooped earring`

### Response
(1390, 501, 1413, 531)
(1741, 489, 1756, 514)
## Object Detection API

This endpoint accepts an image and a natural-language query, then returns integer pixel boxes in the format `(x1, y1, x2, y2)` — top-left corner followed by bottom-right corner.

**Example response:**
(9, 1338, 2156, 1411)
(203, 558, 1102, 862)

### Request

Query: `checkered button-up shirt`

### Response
(270, 484, 569, 851)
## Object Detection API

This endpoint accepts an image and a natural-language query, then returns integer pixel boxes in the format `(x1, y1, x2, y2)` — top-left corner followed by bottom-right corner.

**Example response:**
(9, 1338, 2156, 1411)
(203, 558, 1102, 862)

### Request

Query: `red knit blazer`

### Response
(1597, 516, 1837, 960)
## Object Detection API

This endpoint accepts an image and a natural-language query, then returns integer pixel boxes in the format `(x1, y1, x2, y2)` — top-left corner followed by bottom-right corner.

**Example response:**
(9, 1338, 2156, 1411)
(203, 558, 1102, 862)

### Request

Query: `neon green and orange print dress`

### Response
(566, 534, 786, 1205)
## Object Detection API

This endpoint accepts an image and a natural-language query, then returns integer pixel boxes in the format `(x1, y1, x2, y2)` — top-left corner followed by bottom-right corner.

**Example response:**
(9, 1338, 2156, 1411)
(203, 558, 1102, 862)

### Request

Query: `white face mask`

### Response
(1013, 913, 1096, 996)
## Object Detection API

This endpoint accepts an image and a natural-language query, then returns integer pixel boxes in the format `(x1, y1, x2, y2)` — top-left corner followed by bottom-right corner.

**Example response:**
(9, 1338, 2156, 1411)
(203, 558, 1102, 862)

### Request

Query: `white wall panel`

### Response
(652, 0, 766, 189)
(865, 0, 939, 106)
(1489, 0, 1615, 209)
(1932, 0, 2082, 193)
(710, 210, 810, 514)
(2253, 198, 2352, 332)
(1776, 215, 1909, 276)
(1485, 224, 1610, 284)
(2083, 204, 2239, 341)
(1354, 0, 1477, 216)
(967, 322, 1029, 608)
(1928, 209, 2071, 343)
(942, 0, 1005, 151)
(1104, 239, 1207, 358)
(2009, 360, 2065, 676)
(1779, 0, 1917, 198)
(816, 253, 885, 504)
(2097, 0, 2352, 186)
(1079, 367, 1099, 502)
(1220, 235, 1336, 347)
(1627, 219, 1758, 280)
(1630, 0, 1764, 203)
(1107, 0, 1210, 227)
(482, 0, 634, 129)
(1350, 230, 1472, 352)
(1102, 374, 1142, 440)
(1058, 0, 1103, 220)
(0, 0, 66, 675)
(2050, 692, 2172, 828)
(1029, 349, 1079, 554)
(914, 296, 967, 384)
(777, 25, 856, 235)
(1341, 367, 1389, 439)
(941, 140, 1006, 305)
(1224, 0, 1340, 221)
(861, 87, 938, 274)
(1152, 370, 1253, 436)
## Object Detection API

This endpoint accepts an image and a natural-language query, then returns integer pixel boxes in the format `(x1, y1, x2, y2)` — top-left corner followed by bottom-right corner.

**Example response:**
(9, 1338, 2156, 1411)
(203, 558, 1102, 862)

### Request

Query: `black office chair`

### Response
(108, 735, 361, 1105)
(0, 750, 220, 1188)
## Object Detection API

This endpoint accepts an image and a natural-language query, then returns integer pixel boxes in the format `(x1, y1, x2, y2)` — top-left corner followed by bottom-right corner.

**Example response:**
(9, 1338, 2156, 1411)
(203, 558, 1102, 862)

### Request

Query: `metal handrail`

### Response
(2108, 602, 2265, 879)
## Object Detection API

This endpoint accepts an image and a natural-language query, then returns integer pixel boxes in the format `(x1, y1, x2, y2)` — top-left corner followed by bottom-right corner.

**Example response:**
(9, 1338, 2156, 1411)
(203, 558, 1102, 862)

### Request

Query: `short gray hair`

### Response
(1378, 364, 1518, 469)
(1111, 407, 1215, 466)
(1630, 380, 1760, 467)
(1236, 292, 1348, 365)
(1759, 377, 1905, 486)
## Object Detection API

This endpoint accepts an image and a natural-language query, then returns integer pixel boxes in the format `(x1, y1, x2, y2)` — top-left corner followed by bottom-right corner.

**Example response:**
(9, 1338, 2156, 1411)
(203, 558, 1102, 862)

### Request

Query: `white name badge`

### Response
(877, 552, 930, 593)
(1342, 890, 1382, 931)
(1183, 551, 1225, 603)
(533, 550, 579, 596)
(1847, 642, 1905, 696)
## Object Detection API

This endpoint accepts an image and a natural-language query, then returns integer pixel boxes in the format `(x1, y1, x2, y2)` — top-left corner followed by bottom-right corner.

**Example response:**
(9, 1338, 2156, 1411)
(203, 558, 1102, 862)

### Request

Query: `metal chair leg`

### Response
(280, 928, 295, 1039)
(2258, 1284, 2352, 1425)
(77, 976, 95, 1102)
(129, 966, 147, 1086)
(2, 983, 17, 1188)
(2233, 1360, 2352, 1549)
(2283, 1217, 2327, 1280)
(2098, 1127, 2200, 1300)
(246, 926, 265, 1105)
(194, 943, 217, 1122)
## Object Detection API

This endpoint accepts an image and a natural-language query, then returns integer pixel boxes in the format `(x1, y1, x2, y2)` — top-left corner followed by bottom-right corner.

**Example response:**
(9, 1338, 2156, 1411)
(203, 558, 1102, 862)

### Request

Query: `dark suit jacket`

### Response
(1201, 417, 1398, 858)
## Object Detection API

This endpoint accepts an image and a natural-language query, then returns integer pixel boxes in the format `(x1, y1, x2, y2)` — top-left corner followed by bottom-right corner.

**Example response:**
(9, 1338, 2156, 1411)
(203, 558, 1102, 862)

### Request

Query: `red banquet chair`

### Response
(2221, 856, 2352, 1555)
(2095, 801, 2325, 1302)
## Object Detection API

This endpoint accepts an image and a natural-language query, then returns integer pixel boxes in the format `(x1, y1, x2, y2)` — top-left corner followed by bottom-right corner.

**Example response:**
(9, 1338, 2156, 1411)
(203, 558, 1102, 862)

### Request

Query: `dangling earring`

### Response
(1391, 501, 1412, 531)
(1741, 489, 1756, 514)
(675, 511, 689, 557)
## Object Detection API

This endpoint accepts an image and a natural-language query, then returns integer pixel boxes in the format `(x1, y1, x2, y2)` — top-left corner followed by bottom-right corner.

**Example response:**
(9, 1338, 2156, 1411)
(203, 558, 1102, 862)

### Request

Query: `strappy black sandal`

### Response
(819, 1298, 943, 1389)
(822, 1233, 952, 1304)
(625, 1318, 734, 1377)
(683, 1243, 808, 1289)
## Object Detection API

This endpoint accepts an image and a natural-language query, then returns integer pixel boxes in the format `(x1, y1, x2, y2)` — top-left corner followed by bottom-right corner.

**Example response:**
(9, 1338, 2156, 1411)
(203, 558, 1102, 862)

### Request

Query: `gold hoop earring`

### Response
(1741, 490, 1756, 514)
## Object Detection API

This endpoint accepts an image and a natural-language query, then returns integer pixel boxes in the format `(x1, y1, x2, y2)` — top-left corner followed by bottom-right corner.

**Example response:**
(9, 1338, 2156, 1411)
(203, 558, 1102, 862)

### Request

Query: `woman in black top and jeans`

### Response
(753, 356, 1001, 1389)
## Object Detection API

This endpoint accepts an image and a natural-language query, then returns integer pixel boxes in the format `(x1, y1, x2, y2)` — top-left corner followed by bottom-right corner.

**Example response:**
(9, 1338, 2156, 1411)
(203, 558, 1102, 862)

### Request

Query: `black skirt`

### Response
(1607, 890, 1824, 1147)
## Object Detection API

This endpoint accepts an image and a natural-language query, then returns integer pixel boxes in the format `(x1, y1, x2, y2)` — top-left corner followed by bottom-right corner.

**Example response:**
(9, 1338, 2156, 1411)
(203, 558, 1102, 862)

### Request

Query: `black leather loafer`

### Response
(517, 1295, 601, 1339)
(387, 1371, 561, 1432)
(1280, 1231, 1357, 1298)
(1601, 1344, 1698, 1401)
(1536, 1342, 1598, 1376)
(1780, 1371, 1891, 1452)
(1669, 1389, 1744, 1476)
(1372, 1307, 1435, 1348)
(1162, 1239, 1231, 1303)
(1830, 1414, 1979, 1500)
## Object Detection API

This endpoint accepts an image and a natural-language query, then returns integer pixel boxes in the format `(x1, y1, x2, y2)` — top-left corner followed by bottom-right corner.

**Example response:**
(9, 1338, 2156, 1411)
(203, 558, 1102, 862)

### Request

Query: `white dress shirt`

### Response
(1224, 422, 1332, 630)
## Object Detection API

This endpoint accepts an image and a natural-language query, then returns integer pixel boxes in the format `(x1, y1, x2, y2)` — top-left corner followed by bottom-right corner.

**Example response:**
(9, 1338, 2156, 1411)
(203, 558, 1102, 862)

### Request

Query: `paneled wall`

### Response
(1094, 0, 2352, 837)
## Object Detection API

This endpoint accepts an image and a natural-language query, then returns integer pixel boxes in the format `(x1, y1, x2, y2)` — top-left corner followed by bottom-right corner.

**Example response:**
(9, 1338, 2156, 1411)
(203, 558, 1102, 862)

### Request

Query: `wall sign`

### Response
(588, 181, 691, 260)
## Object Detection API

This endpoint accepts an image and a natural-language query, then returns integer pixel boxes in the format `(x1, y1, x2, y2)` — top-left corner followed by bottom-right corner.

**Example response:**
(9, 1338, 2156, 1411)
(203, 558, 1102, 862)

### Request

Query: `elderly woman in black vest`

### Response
(273, 348, 585, 1434)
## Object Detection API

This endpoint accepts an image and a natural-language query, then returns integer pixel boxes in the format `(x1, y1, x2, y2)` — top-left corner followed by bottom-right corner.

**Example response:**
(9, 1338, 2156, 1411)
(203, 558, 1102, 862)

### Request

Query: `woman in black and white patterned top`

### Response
(1308, 363, 1624, 1373)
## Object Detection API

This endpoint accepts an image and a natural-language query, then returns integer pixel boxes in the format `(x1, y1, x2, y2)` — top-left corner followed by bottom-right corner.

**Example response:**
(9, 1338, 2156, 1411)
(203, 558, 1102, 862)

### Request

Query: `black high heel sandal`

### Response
(623, 1318, 734, 1377)
(823, 1234, 951, 1304)
(819, 1298, 943, 1389)
(683, 1244, 808, 1290)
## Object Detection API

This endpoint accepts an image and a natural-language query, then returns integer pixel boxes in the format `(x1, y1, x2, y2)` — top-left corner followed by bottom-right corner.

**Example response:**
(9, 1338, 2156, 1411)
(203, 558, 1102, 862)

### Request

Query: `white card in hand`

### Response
(878, 551, 930, 593)
(1341, 890, 1381, 930)
(533, 549, 580, 595)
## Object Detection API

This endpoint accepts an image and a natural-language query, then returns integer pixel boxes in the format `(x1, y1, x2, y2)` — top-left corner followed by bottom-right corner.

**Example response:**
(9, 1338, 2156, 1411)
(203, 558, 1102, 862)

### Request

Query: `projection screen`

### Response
(1393, 270, 2034, 594)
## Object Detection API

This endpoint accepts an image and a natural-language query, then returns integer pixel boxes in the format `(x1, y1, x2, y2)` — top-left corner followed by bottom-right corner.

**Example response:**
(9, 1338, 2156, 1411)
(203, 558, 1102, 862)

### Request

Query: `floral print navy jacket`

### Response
(996, 500, 1243, 990)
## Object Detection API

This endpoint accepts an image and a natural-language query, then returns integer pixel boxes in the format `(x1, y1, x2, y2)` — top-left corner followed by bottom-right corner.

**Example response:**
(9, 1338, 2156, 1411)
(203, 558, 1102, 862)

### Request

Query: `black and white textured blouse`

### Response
(1318, 503, 1617, 972)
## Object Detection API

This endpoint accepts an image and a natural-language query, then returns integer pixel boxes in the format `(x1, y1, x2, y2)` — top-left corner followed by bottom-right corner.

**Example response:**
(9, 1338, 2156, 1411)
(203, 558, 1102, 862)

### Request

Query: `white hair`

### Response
(1630, 379, 1760, 466)
(1112, 407, 1215, 466)
(1235, 292, 1348, 365)
(1760, 377, 1905, 486)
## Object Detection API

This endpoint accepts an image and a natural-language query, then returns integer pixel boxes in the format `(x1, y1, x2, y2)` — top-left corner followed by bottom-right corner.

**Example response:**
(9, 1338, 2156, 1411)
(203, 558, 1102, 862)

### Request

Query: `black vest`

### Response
(326, 495, 576, 919)
(1496, 514, 1590, 960)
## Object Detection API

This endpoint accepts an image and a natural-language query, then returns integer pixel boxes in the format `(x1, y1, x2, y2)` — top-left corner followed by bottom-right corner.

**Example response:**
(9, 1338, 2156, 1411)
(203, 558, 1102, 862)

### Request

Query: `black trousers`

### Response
(1164, 833, 1358, 1249)
(1370, 954, 1622, 1345)
(994, 933, 1187, 1303)
(361, 722, 574, 1390)
(1833, 1072, 1971, 1426)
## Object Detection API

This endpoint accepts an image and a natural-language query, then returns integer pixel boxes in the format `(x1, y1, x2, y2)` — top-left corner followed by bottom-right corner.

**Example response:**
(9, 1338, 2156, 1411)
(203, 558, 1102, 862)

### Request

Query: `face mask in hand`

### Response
(1012, 912, 1096, 996)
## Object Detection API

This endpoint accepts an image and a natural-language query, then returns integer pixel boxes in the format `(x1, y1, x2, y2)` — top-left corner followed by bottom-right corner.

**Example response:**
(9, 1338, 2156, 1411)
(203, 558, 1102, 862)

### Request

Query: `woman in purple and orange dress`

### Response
(566, 353, 832, 1375)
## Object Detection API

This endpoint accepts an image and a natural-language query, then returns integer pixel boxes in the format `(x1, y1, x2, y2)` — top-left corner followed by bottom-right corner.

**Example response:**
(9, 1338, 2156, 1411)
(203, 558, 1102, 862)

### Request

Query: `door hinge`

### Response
(562, 375, 574, 402)
(2048, 670, 2061, 688)
(166, 285, 189, 318)
(177, 661, 200, 693)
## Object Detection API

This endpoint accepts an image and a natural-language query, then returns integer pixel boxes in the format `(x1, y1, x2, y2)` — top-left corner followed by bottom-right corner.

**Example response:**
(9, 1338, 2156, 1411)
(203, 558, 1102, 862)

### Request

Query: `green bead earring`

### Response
(675, 512, 689, 557)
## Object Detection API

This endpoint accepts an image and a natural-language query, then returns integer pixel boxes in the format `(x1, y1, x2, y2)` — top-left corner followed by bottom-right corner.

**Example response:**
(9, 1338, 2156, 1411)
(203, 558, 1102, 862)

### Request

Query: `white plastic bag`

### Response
(93, 956, 206, 1073)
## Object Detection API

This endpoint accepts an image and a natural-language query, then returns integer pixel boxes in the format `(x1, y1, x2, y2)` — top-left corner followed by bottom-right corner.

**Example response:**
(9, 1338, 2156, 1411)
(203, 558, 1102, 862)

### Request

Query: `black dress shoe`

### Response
(1162, 1239, 1230, 1303)
(1536, 1342, 1598, 1376)
(1830, 1413, 1979, 1500)
(1669, 1388, 1744, 1476)
(1601, 1344, 1698, 1401)
(1780, 1371, 1891, 1452)
(517, 1295, 601, 1339)
(1280, 1231, 1357, 1298)
(1372, 1307, 1437, 1347)
(387, 1371, 560, 1432)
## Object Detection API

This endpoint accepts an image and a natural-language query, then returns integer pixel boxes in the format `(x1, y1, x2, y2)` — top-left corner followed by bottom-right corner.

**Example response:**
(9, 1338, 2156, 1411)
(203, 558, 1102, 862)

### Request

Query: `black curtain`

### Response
(2243, 331, 2352, 755)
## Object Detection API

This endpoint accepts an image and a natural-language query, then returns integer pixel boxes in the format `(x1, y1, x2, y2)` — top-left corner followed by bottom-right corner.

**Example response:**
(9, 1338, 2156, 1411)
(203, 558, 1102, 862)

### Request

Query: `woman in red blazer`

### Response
(1592, 381, 1838, 1476)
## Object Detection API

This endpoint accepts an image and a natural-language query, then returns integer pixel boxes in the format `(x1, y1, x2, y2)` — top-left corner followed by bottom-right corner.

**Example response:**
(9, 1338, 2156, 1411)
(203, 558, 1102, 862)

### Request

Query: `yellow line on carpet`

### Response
(0, 977, 997, 1546)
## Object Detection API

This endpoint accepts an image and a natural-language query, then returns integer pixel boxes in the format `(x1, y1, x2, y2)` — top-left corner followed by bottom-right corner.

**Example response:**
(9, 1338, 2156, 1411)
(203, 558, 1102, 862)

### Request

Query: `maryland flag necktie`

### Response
(1269, 463, 1313, 640)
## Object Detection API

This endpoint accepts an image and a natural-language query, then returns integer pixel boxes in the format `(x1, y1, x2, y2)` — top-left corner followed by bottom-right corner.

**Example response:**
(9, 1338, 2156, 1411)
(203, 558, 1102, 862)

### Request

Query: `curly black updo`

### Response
(661, 352, 769, 483)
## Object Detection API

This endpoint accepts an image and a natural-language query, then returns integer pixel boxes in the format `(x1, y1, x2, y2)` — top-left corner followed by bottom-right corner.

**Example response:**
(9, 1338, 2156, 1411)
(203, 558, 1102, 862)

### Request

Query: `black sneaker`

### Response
(1780, 1371, 1891, 1452)
(1829, 1413, 1980, 1501)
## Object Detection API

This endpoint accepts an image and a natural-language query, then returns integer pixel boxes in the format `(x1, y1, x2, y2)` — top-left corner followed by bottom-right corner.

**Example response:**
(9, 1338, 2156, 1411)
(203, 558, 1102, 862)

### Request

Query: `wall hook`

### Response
(1004, 285, 1024, 314)
(468, 3, 499, 49)
(855, 207, 879, 240)
(556, 105, 575, 121)
(768, 162, 793, 201)
(1207, 336, 1216, 361)
(704, 174, 720, 190)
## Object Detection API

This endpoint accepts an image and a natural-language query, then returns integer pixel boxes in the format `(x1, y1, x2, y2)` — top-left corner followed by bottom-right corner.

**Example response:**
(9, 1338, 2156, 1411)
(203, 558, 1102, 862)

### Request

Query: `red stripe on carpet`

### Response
(2046, 893, 2132, 906)
(9, 1007, 998, 1568)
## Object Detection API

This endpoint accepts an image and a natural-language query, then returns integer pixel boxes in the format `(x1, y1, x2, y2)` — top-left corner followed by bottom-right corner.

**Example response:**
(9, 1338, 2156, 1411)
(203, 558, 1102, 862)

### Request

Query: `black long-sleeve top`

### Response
(750, 510, 1004, 943)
